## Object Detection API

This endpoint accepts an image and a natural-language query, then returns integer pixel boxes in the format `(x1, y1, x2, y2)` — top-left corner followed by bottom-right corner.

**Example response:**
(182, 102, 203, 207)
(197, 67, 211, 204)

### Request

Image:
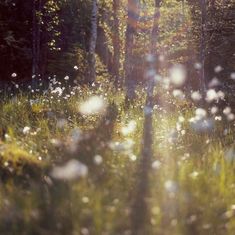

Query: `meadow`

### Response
(1, 76, 235, 235)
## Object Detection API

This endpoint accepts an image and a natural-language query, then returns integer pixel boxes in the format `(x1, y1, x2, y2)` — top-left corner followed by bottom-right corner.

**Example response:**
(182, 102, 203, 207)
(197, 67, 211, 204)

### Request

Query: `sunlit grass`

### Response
(1, 83, 235, 234)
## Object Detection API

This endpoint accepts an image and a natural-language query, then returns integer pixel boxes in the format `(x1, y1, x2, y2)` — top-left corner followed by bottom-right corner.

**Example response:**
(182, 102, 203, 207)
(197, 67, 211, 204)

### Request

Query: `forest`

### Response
(0, 0, 235, 234)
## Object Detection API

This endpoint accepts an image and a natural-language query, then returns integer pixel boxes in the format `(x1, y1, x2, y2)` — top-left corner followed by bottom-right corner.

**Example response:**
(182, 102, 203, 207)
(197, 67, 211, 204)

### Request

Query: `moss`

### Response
(0, 144, 45, 182)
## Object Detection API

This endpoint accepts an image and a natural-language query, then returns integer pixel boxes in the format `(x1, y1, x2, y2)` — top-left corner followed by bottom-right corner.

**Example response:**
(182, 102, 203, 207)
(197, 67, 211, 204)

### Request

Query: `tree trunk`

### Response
(200, 0, 207, 92)
(130, 1, 161, 234)
(87, 0, 98, 84)
(32, 0, 41, 88)
(113, 0, 121, 87)
(32, 0, 37, 84)
(36, 0, 42, 79)
(124, 0, 140, 100)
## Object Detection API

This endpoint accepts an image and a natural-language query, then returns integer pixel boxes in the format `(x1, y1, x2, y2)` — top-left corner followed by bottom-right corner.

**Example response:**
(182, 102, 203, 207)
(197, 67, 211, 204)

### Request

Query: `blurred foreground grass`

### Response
(1, 85, 235, 235)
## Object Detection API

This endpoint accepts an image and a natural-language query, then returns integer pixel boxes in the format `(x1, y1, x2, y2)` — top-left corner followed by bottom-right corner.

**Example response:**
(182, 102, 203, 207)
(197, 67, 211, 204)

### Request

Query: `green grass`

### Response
(1, 85, 235, 235)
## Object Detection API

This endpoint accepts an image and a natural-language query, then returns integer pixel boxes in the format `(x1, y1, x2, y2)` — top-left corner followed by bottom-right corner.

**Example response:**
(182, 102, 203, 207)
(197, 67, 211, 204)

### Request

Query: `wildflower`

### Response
(208, 77, 221, 88)
(79, 96, 107, 115)
(206, 89, 218, 102)
(191, 91, 202, 101)
(164, 180, 178, 193)
(109, 139, 134, 152)
(211, 106, 218, 115)
(223, 107, 232, 115)
(169, 64, 187, 87)
(194, 62, 202, 70)
(227, 113, 235, 121)
(51, 87, 63, 96)
(152, 160, 161, 170)
(64, 76, 69, 80)
(51, 159, 88, 180)
(121, 120, 137, 136)
(214, 65, 223, 73)
(23, 126, 31, 135)
(190, 118, 214, 133)
(94, 155, 103, 165)
(195, 108, 207, 119)
(230, 72, 235, 80)
(173, 89, 185, 99)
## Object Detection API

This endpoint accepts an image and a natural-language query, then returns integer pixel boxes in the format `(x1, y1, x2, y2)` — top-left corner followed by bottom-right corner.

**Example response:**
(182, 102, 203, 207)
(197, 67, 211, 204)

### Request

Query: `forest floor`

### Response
(1, 80, 235, 235)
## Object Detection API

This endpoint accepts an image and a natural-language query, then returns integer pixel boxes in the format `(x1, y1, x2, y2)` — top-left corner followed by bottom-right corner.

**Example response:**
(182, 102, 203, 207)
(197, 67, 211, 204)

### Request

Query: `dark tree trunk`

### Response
(124, 0, 140, 100)
(200, 0, 207, 92)
(32, 0, 41, 88)
(32, 0, 37, 81)
(87, 0, 98, 84)
(113, 0, 121, 87)
(130, 1, 161, 235)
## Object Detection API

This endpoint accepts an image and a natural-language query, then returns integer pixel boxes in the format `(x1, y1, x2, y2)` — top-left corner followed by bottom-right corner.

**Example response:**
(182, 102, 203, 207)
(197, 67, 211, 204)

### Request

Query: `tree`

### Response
(199, 0, 207, 92)
(124, 0, 140, 100)
(87, 0, 98, 84)
(113, 0, 121, 87)
(131, 1, 161, 234)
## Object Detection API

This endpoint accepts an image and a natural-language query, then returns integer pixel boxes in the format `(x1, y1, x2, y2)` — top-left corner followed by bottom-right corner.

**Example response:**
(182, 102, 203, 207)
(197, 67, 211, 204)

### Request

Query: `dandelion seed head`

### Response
(23, 126, 31, 135)
(223, 107, 232, 115)
(195, 108, 207, 119)
(51, 159, 88, 180)
(164, 180, 178, 193)
(208, 77, 221, 88)
(231, 72, 235, 80)
(169, 64, 187, 87)
(64, 76, 69, 80)
(79, 96, 106, 115)
(152, 160, 161, 170)
(194, 62, 202, 70)
(121, 120, 137, 136)
(214, 65, 223, 73)
(94, 155, 103, 165)
(227, 113, 235, 121)
(206, 89, 218, 102)
(173, 89, 185, 99)
(191, 91, 202, 101)
(211, 106, 218, 115)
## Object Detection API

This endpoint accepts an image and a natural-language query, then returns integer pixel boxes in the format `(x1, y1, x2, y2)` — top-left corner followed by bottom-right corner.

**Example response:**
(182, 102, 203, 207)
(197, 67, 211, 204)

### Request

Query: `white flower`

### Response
(211, 106, 218, 115)
(23, 126, 31, 135)
(227, 113, 235, 121)
(109, 139, 134, 152)
(191, 91, 202, 101)
(214, 65, 223, 73)
(208, 78, 221, 88)
(223, 107, 232, 115)
(178, 116, 185, 123)
(230, 72, 235, 80)
(169, 64, 187, 87)
(195, 108, 207, 119)
(51, 159, 88, 180)
(173, 89, 185, 99)
(51, 87, 63, 96)
(79, 96, 107, 115)
(190, 118, 214, 133)
(206, 89, 218, 102)
(164, 180, 178, 193)
(121, 120, 137, 136)
(94, 155, 103, 165)
(194, 62, 202, 70)
(152, 160, 162, 170)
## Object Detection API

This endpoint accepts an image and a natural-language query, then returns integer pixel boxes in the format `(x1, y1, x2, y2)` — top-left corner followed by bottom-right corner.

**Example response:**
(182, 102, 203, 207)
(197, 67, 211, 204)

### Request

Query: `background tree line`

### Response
(0, 0, 234, 92)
